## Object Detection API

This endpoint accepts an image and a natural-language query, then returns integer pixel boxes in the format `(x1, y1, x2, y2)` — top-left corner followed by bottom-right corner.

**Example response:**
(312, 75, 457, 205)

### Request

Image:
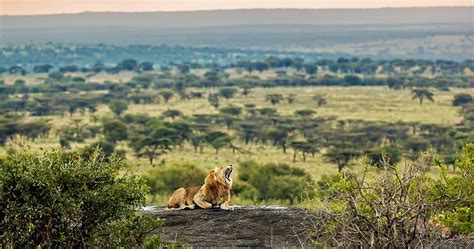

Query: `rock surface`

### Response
(141, 205, 314, 247)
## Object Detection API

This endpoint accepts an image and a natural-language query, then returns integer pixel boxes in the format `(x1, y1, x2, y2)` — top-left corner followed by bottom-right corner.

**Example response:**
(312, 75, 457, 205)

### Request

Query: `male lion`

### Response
(167, 164, 233, 210)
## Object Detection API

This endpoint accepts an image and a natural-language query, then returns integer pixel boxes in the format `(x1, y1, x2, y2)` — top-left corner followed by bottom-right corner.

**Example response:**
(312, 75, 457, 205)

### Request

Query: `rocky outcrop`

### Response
(142, 205, 314, 247)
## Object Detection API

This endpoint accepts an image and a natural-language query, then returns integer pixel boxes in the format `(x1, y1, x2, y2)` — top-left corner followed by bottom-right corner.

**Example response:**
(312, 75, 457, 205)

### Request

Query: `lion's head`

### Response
(205, 164, 234, 188)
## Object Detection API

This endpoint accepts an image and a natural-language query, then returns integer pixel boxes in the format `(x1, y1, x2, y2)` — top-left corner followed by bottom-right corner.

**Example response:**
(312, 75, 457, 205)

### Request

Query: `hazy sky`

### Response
(1, 0, 471, 15)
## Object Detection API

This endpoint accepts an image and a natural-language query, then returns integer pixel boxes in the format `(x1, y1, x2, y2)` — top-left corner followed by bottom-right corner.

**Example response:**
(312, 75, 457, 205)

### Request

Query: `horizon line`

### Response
(2, 5, 472, 17)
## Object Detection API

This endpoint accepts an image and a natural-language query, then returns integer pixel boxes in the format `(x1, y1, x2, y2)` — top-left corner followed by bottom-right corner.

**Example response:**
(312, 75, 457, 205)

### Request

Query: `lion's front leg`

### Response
(193, 193, 213, 209)
(220, 200, 232, 210)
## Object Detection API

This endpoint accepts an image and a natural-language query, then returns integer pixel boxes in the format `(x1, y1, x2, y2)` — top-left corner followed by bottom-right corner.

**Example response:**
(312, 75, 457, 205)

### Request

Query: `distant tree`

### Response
(108, 100, 128, 116)
(161, 109, 183, 120)
(289, 140, 315, 162)
(219, 106, 242, 116)
(59, 65, 79, 73)
(138, 61, 154, 71)
(266, 94, 284, 105)
(452, 93, 472, 106)
(176, 64, 190, 74)
(173, 81, 187, 99)
(295, 109, 316, 118)
(365, 146, 401, 168)
(219, 87, 239, 100)
(159, 90, 174, 103)
(254, 62, 269, 73)
(286, 94, 296, 104)
(411, 89, 434, 105)
(239, 122, 258, 145)
(206, 131, 232, 155)
(313, 95, 327, 106)
(130, 127, 179, 165)
(88, 62, 103, 73)
(266, 128, 289, 153)
(293, 58, 304, 72)
(304, 64, 317, 75)
(344, 75, 362, 85)
(33, 64, 53, 73)
(324, 148, 361, 172)
(9, 65, 26, 75)
(258, 107, 277, 116)
(103, 119, 128, 143)
(241, 84, 253, 97)
(203, 70, 221, 87)
(208, 93, 220, 109)
(387, 77, 404, 90)
(13, 79, 26, 87)
(117, 59, 138, 71)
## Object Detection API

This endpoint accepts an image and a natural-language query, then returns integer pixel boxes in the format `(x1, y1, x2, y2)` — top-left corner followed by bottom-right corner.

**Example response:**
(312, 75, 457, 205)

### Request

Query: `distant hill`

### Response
(1, 7, 473, 60)
(2, 7, 472, 29)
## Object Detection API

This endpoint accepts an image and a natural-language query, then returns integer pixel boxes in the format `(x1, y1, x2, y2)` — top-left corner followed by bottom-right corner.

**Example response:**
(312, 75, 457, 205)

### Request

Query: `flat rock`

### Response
(141, 205, 313, 247)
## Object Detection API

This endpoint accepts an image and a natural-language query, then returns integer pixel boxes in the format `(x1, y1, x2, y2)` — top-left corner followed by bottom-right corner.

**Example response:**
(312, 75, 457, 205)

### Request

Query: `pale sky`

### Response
(1, 0, 471, 16)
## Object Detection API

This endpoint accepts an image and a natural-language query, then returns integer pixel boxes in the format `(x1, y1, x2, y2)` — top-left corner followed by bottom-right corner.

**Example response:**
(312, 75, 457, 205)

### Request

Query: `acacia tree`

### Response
(208, 93, 220, 109)
(219, 87, 239, 100)
(289, 140, 316, 162)
(324, 148, 361, 172)
(411, 89, 434, 105)
(313, 95, 327, 106)
(205, 131, 232, 155)
(103, 119, 128, 143)
(130, 127, 180, 165)
(159, 90, 174, 103)
(108, 100, 128, 116)
(266, 94, 284, 105)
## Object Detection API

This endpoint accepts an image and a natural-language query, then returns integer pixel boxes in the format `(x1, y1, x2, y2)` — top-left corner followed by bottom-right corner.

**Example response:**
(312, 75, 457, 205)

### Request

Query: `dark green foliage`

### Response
(206, 131, 232, 155)
(219, 106, 242, 116)
(219, 87, 239, 100)
(108, 100, 128, 116)
(365, 146, 401, 168)
(411, 89, 435, 105)
(312, 95, 327, 106)
(324, 148, 361, 172)
(237, 161, 313, 204)
(103, 119, 128, 143)
(266, 93, 284, 105)
(145, 163, 207, 195)
(208, 93, 220, 109)
(0, 149, 161, 247)
(159, 90, 174, 103)
(432, 143, 473, 235)
(452, 93, 472, 106)
(117, 59, 138, 71)
(295, 109, 316, 117)
(161, 109, 183, 119)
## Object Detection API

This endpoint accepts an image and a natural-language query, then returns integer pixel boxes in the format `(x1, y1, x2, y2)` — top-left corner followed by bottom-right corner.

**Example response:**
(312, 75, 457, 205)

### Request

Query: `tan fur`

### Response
(167, 165, 233, 210)
(167, 186, 200, 209)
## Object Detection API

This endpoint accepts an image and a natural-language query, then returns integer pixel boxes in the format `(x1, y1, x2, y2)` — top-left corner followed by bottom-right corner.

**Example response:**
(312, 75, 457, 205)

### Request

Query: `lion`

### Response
(167, 164, 233, 210)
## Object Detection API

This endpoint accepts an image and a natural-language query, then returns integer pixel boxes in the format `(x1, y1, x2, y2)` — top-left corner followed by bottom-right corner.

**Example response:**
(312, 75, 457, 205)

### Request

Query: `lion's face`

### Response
(208, 164, 234, 187)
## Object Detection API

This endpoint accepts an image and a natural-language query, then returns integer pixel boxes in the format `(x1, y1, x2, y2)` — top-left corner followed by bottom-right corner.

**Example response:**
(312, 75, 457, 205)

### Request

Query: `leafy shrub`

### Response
(0, 149, 162, 247)
(432, 143, 473, 235)
(145, 163, 207, 195)
(237, 161, 314, 204)
(452, 93, 472, 106)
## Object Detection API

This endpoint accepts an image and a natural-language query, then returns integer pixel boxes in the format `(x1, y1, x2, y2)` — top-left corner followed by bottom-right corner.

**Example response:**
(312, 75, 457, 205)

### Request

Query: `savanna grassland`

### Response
(1, 73, 471, 189)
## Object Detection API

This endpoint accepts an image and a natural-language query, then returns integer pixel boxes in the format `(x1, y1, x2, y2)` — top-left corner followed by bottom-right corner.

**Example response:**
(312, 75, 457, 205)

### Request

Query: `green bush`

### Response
(0, 149, 161, 247)
(433, 143, 473, 235)
(145, 163, 207, 195)
(237, 161, 314, 204)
